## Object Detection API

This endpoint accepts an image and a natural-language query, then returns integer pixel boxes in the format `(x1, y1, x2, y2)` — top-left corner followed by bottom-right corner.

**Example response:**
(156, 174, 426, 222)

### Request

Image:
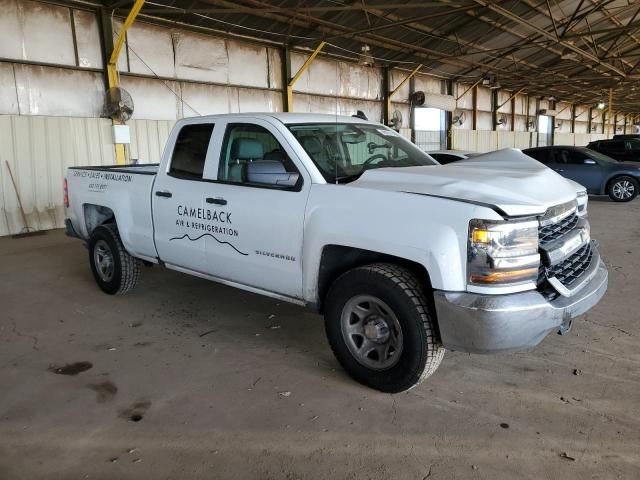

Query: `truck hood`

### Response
(352, 148, 578, 217)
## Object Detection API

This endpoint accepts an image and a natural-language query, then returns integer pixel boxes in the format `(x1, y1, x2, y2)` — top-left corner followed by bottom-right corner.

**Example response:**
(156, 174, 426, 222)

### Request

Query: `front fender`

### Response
(301, 184, 502, 304)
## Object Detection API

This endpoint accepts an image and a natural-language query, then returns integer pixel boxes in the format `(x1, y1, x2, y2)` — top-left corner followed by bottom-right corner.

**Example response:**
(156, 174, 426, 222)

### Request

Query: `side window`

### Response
(627, 140, 640, 153)
(218, 123, 300, 185)
(169, 123, 215, 180)
(565, 150, 588, 164)
(527, 149, 549, 164)
(603, 141, 625, 153)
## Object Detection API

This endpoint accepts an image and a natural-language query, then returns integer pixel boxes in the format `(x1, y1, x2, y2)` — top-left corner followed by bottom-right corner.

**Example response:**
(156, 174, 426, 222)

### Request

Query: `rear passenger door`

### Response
(201, 119, 310, 299)
(152, 121, 217, 273)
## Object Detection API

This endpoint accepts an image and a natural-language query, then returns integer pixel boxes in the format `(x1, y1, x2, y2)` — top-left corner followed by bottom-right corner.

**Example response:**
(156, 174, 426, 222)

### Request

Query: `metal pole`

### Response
(607, 88, 613, 137)
(287, 42, 326, 112)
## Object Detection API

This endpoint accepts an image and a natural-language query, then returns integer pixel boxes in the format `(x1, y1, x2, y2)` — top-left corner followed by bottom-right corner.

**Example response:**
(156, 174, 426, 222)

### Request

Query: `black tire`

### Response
(88, 224, 140, 295)
(607, 176, 639, 202)
(324, 263, 444, 393)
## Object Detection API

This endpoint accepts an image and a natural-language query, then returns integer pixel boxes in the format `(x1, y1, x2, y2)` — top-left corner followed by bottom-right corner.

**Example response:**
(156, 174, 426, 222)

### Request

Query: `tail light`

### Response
(63, 179, 69, 208)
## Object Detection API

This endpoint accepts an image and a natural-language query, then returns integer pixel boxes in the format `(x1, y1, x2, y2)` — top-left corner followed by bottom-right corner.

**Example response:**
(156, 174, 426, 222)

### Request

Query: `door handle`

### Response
(554, 169, 564, 172)
(206, 197, 227, 205)
(155, 191, 172, 198)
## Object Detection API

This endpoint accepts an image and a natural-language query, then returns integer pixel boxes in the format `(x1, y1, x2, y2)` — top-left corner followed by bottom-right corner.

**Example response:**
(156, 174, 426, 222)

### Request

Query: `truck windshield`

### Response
(288, 123, 438, 183)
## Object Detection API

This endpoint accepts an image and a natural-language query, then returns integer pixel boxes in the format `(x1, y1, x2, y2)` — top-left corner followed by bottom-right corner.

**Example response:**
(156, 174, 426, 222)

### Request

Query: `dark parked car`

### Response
(613, 134, 640, 140)
(523, 146, 640, 202)
(586, 138, 640, 162)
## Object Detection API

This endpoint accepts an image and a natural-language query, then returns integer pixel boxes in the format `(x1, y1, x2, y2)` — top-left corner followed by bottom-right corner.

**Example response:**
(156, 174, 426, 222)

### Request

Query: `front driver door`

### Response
(555, 149, 602, 193)
(201, 119, 310, 299)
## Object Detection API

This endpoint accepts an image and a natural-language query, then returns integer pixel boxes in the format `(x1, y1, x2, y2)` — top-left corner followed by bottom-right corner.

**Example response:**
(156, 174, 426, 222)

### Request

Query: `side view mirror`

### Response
(584, 159, 597, 165)
(246, 160, 299, 188)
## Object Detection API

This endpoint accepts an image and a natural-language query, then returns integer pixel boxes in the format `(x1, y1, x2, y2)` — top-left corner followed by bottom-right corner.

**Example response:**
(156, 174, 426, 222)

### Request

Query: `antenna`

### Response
(335, 60, 339, 184)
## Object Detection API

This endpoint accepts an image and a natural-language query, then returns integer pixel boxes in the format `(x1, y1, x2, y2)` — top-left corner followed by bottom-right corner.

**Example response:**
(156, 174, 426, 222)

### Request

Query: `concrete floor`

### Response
(1, 198, 639, 480)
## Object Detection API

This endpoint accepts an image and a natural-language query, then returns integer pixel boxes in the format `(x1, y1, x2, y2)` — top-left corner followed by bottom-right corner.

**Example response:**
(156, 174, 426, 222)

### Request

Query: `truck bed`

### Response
(66, 163, 159, 262)
(68, 163, 159, 175)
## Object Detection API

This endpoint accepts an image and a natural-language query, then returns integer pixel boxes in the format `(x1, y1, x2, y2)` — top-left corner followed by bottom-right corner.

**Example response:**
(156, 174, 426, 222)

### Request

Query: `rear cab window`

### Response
(169, 123, 215, 180)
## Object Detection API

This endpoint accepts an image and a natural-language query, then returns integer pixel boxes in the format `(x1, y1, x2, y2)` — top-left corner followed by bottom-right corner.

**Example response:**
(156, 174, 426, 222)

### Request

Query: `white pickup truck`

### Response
(65, 113, 608, 392)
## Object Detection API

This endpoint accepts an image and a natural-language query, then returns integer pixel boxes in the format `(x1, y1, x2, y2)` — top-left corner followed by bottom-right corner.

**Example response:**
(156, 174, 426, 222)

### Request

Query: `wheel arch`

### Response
(315, 245, 434, 314)
(83, 204, 116, 236)
(602, 172, 640, 194)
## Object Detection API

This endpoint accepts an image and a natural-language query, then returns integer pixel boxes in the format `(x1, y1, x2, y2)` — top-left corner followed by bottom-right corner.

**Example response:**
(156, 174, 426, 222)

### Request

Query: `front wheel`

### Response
(324, 263, 444, 393)
(88, 224, 140, 295)
(608, 176, 638, 202)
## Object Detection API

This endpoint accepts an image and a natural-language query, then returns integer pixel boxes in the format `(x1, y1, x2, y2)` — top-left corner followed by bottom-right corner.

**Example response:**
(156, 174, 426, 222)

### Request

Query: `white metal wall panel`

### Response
(120, 76, 182, 120)
(0, 0, 76, 66)
(477, 111, 492, 130)
(477, 86, 492, 111)
(455, 83, 473, 110)
(73, 10, 103, 69)
(339, 62, 382, 99)
(0, 115, 115, 236)
(173, 32, 229, 84)
(293, 93, 382, 121)
(452, 129, 476, 151)
(126, 22, 176, 78)
(497, 91, 512, 113)
(228, 42, 269, 88)
(0, 63, 20, 115)
(453, 130, 532, 152)
(414, 74, 442, 95)
(497, 131, 515, 149)
(514, 115, 527, 131)
(267, 48, 282, 89)
(390, 70, 411, 103)
(554, 133, 574, 145)
(238, 88, 282, 113)
(414, 130, 441, 151)
(515, 132, 531, 149)
(514, 95, 526, 115)
(556, 103, 572, 120)
(0, 0, 24, 60)
(574, 121, 588, 134)
(555, 118, 571, 133)
(180, 83, 235, 116)
(291, 53, 337, 96)
(476, 130, 496, 152)
(14, 64, 105, 117)
(128, 118, 173, 165)
(22, 0, 76, 66)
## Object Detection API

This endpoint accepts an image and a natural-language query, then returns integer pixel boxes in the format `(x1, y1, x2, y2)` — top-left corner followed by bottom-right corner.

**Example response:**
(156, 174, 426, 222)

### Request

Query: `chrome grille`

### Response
(538, 212, 578, 247)
(546, 243, 593, 288)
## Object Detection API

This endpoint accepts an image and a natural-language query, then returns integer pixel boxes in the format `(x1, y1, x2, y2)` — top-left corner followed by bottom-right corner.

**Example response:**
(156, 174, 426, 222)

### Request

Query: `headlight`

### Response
(576, 191, 588, 217)
(468, 219, 539, 286)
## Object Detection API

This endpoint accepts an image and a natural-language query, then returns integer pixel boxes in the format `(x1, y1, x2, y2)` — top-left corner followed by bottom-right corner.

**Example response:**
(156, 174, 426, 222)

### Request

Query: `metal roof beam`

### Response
(473, 0, 626, 77)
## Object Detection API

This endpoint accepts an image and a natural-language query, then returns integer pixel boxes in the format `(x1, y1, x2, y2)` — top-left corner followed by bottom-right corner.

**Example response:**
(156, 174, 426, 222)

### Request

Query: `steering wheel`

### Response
(363, 154, 388, 167)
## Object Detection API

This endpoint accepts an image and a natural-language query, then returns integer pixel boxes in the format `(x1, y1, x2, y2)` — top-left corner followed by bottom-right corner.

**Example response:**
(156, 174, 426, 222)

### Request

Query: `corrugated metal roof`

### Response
(55, 0, 640, 113)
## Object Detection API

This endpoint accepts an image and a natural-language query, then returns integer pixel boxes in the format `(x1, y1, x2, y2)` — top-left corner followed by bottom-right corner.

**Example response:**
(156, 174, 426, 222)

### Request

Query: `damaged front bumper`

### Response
(432, 253, 608, 354)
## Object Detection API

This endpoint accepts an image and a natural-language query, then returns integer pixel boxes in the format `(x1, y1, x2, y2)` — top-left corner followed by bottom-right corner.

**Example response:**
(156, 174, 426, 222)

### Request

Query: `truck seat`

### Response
(228, 138, 264, 182)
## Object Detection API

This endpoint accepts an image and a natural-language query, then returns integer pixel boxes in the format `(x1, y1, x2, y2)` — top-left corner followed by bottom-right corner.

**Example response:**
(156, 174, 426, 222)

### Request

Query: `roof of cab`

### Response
(181, 112, 380, 126)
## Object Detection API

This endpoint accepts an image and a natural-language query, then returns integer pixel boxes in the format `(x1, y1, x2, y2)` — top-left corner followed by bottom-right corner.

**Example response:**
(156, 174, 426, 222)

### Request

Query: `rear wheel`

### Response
(88, 224, 140, 295)
(324, 263, 444, 393)
(607, 176, 638, 202)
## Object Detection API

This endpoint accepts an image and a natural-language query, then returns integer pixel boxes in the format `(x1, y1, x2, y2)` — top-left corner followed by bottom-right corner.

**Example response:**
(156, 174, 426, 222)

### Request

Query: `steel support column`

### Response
(286, 42, 325, 112)
(384, 63, 423, 126)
